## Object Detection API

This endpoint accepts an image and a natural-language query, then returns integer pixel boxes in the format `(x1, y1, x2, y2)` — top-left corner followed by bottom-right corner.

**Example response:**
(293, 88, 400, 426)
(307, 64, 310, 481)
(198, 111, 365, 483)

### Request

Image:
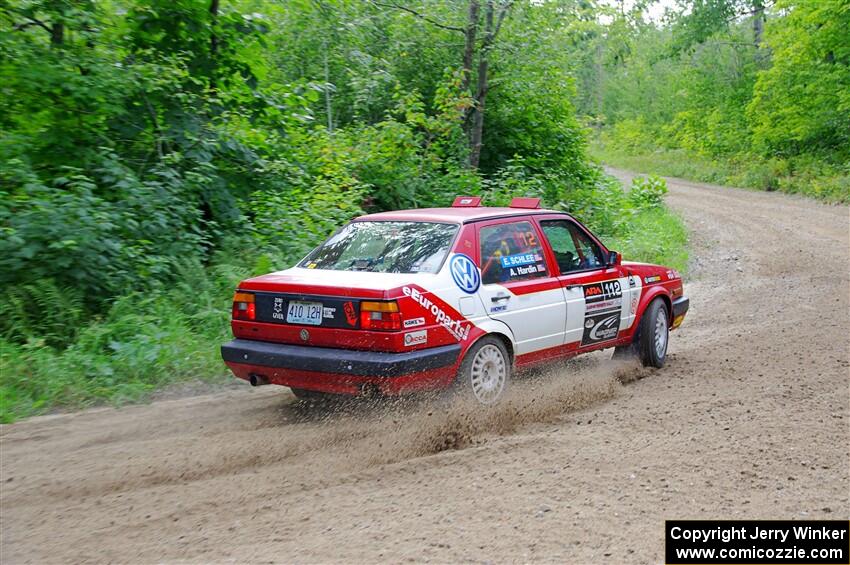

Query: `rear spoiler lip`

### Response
(235, 283, 389, 299)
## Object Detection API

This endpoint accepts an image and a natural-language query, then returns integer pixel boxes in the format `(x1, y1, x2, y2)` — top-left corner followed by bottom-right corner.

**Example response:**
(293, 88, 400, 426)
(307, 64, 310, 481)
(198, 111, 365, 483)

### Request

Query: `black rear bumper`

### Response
(221, 339, 461, 378)
(672, 296, 689, 319)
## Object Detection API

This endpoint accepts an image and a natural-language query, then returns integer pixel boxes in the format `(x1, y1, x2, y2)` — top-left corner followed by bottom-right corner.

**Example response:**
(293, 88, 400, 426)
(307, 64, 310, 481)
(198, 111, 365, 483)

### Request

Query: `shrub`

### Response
(629, 175, 668, 209)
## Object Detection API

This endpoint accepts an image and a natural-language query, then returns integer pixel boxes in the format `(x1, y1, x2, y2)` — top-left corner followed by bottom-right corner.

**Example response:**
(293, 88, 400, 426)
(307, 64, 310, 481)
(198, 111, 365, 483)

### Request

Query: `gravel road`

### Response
(2, 170, 848, 563)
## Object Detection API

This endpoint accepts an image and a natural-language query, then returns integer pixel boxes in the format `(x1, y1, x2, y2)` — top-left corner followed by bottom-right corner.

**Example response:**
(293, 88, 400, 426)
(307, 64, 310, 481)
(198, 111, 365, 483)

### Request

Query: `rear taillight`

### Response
(232, 291, 255, 321)
(360, 301, 401, 331)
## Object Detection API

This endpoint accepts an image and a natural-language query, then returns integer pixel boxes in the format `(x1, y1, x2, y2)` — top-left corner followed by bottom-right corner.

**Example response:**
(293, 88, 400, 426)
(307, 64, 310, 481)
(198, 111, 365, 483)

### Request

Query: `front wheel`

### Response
(637, 298, 669, 368)
(455, 336, 511, 405)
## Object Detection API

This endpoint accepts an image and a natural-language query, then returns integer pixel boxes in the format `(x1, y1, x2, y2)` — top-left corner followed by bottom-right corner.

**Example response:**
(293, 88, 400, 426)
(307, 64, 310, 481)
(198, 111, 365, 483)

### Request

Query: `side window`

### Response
(539, 220, 604, 273)
(479, 221, 549, 284)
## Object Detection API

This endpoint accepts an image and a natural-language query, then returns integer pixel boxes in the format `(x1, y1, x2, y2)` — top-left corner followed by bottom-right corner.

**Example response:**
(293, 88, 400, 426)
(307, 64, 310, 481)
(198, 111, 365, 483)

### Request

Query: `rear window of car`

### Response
(299, 221, 459, 274)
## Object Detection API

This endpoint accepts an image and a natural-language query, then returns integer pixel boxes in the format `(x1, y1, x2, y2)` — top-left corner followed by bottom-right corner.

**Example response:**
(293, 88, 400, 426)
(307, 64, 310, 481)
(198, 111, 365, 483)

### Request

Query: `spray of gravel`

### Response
(24, 357, 644, 502)
(333, 355, 643, 468)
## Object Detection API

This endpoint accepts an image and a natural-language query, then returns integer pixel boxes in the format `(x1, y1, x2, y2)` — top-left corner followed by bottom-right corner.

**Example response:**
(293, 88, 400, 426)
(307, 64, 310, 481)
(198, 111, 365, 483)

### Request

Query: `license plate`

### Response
(286, 301, 323, 326)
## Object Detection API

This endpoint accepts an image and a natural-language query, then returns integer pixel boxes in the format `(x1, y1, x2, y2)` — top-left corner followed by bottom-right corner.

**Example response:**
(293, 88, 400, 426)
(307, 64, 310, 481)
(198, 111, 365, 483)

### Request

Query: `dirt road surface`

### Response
(2, 170, 848, 563)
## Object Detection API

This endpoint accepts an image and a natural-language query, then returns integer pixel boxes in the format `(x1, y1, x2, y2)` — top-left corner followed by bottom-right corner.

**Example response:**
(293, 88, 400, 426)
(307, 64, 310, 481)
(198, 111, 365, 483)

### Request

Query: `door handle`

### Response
(565, 285, 582, 291)
(491, 294, 511, 302)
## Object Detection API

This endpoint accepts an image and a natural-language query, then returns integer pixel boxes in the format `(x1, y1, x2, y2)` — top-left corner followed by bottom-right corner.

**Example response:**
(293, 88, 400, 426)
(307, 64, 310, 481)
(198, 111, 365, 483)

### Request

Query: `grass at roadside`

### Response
(590, 140, 850, 204)
(608, 206, 689, 274)
(0, 262, 247, 423)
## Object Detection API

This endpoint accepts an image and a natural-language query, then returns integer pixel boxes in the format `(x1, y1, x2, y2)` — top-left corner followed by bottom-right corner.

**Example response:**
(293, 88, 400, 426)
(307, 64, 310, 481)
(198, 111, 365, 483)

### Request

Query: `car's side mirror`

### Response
(607, 251, 622, 266)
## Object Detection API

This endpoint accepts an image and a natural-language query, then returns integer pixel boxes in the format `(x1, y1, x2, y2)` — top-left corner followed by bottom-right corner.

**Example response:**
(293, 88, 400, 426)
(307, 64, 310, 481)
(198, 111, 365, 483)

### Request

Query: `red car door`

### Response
(473, 217, 568, 356)
(534, 215, 634, 352)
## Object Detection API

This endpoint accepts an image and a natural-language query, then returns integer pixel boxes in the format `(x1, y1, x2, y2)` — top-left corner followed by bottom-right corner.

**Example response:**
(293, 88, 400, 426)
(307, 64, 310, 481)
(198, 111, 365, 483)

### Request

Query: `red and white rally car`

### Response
(221, 197, 689, 405)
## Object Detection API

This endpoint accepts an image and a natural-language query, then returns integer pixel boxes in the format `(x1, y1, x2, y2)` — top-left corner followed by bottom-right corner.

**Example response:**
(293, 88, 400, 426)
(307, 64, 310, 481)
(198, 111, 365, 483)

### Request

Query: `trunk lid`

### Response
(232, 267, 419, 351)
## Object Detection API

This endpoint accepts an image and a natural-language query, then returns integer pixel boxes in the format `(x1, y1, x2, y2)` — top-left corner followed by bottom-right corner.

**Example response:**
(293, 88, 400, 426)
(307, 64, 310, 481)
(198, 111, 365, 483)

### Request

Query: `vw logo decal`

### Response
(300, 329, 309, 341)
(449, 254, 480, 294)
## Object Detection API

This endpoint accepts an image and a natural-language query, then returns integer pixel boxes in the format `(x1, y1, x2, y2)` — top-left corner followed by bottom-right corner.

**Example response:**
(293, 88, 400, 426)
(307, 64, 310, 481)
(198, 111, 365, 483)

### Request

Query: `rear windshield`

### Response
(300, 221, 458, 274)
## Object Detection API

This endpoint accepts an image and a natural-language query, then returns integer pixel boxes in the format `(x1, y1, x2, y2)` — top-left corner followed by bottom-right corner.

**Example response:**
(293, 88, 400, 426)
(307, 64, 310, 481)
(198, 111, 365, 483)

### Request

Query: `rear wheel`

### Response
(455, 336, 511, 405)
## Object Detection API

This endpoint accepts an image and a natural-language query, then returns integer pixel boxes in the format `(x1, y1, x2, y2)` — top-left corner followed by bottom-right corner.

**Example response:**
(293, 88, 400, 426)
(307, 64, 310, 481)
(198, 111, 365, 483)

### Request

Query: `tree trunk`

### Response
(50, 22, 63, 45)
(461, 0, 480, 93)
(752, 0, 764, 46)
(469, 1, 495, 169)
(323, 42, 333, 132)
(752, 0, 767, 67)
(595, 40, 603, 118)
(209, 0, 220, 89)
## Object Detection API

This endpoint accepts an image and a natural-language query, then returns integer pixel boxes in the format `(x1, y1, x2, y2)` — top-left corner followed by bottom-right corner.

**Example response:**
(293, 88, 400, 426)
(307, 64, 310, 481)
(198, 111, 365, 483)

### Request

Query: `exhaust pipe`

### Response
(360, 383, 380, 398)
(249, 373, 270, 387)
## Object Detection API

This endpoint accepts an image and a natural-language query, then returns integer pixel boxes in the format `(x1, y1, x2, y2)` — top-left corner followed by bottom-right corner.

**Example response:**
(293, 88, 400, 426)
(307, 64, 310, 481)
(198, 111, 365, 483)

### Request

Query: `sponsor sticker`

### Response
(450, 254, 480, 294)
(272, 297, 285, 321)
(500, 253, 538, 268)
(403, 330, 427, 347)
(582, 311, 620, 345)
(584, 280, 623, 303)
(343, 301, 357, 326)
(490, 304, 507, 313)
(322, 307, 336, 319)
(644, 275, 662, 283)
(403, 286, 471, 341)
(403, 317, 425, 328)
(508, 263, 546, 278)
(586, 298, 621, 312)
(582, 279, 622, 345)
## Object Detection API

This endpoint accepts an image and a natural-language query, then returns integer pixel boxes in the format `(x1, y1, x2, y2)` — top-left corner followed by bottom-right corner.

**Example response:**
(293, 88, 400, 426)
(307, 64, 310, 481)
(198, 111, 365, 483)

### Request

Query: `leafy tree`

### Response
(748, 0, 850, 155)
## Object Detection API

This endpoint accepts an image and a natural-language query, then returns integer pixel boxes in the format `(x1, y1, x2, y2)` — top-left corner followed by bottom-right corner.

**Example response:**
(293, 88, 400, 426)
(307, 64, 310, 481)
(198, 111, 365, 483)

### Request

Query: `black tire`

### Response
(636, 298, 669, 368)
(454, 336, 511, 406)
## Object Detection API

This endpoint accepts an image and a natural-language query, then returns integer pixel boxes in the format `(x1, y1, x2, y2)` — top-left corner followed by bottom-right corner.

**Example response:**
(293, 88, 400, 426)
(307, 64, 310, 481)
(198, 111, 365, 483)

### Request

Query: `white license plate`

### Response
(286, 301, 323, 326)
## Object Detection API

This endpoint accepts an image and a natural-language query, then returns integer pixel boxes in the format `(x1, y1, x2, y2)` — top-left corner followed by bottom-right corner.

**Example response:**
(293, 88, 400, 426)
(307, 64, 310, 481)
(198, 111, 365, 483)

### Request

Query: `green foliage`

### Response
(747, 0, 850, 155)
(0, 279, 85, 349)
(629, 175, 668, 209)
(576, 0, 848, 203)
(0, 155, 208, 298)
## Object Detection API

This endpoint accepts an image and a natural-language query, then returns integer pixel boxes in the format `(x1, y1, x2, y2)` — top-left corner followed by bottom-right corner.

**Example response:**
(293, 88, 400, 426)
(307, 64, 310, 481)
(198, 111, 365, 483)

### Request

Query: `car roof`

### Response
(355, 207, 568, 224)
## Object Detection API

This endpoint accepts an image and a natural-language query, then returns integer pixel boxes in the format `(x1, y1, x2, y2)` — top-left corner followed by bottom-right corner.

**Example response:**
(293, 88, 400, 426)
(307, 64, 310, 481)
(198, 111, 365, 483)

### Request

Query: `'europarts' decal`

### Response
(449, 254, 480, 294)
(402, 286, 471, 341)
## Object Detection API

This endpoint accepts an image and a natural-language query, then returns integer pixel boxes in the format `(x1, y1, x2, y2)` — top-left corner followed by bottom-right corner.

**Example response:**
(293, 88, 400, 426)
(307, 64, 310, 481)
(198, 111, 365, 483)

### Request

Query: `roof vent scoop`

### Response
(509, 197, 542, 209)
(452, 196, 483, 207)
